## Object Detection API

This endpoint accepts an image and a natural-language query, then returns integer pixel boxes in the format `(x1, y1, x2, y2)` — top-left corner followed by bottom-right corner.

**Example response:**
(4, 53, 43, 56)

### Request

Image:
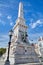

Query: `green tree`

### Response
(0, 48, 6, 56)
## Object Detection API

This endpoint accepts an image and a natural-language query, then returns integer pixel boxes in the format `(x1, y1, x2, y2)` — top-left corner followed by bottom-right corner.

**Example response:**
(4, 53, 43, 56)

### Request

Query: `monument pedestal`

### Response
(1, 42, 40, 65)
(7, 42, 40, 65)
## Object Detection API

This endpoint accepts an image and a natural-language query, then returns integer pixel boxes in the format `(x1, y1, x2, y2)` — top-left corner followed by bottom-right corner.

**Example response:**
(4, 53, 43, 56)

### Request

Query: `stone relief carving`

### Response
(21, 32, 28, 42)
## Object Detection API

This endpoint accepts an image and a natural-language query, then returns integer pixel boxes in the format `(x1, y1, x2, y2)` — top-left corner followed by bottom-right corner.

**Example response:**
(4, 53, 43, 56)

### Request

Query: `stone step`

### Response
(0, 60, 42, 65)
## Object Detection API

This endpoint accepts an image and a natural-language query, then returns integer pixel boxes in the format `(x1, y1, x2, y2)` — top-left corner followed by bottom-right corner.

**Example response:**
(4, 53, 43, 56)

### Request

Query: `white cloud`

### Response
(0, 34, 9, 42)
(0, 34, 9, 48)
(10, 22, 13, 26)
(30, 19, 43, 29)
(7, 15, 14, 26)
(7, 15, 12, 20)
(36, 20, 42, 24)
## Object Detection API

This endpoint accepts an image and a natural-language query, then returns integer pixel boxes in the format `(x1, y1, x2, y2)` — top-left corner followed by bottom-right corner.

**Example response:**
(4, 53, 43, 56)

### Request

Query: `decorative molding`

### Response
(13, 22, 28, 30)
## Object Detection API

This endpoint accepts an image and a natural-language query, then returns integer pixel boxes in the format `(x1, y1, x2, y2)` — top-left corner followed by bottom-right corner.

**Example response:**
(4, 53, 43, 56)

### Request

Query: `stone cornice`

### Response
(13, 22, 28, 30)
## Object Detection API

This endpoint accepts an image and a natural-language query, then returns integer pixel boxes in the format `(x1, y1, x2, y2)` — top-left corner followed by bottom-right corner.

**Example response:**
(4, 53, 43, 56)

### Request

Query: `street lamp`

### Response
(6, 29, 13, 62)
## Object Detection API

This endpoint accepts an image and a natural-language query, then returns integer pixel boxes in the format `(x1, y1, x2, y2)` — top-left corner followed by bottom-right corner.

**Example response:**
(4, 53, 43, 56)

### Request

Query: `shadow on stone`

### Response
(4, 60, 10, 65)
(14, 63, 19, 65)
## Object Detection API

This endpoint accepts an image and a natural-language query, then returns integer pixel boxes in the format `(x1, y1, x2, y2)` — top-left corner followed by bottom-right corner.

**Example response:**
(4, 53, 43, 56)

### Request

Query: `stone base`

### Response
(15, 63, 41, 65)
(1, 43, 41, 65)
(0, 61, 42, 65)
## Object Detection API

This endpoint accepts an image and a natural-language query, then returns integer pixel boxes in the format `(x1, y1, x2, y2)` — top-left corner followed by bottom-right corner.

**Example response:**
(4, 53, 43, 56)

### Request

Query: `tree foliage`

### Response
(0, 48, 6, 56)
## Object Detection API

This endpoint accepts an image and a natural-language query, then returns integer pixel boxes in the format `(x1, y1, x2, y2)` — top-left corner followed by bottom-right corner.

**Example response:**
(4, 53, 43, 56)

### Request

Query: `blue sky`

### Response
(0, 0, 43, 47)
